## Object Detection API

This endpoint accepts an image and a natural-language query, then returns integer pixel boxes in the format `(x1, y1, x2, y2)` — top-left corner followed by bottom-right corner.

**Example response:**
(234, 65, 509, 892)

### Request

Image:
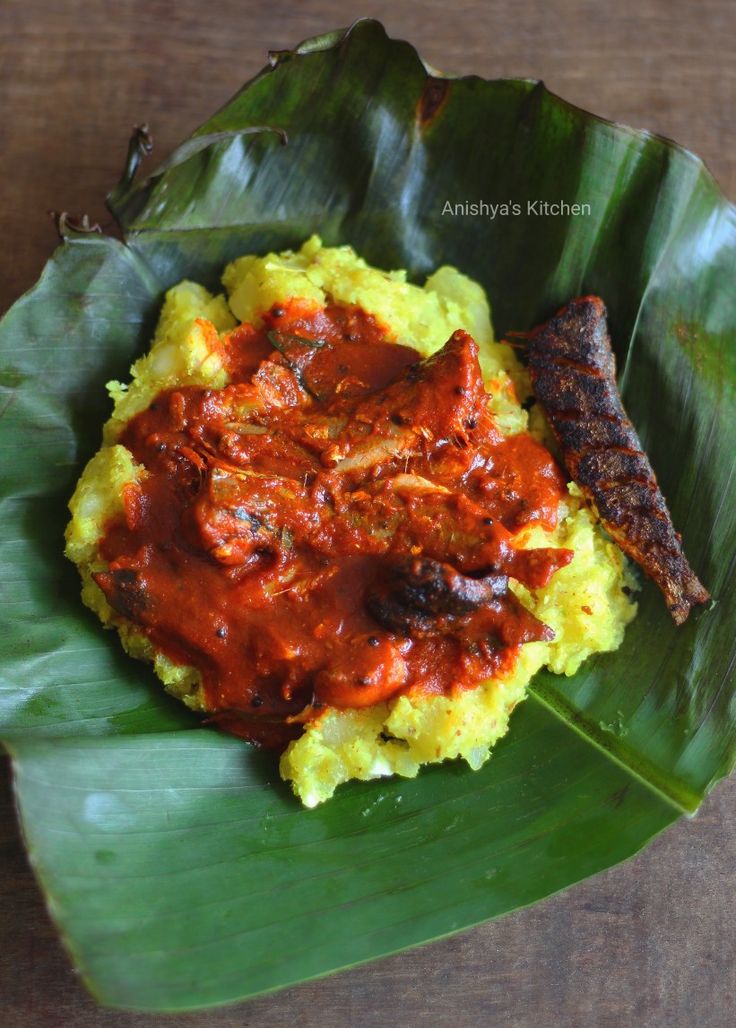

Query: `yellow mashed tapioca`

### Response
(66, 236, 637, 807)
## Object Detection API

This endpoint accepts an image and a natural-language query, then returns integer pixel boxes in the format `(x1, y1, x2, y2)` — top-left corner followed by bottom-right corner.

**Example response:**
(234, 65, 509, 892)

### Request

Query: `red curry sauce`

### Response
(96, 300, 573, 747)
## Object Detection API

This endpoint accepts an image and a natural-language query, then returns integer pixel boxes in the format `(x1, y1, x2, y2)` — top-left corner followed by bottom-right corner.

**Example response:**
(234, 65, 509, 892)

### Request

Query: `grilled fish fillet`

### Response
(527, 295, 709, 624)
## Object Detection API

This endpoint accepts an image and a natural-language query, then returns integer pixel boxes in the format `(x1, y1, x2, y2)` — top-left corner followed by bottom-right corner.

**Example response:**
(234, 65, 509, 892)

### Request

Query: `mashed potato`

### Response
(66, 236, 637, 807)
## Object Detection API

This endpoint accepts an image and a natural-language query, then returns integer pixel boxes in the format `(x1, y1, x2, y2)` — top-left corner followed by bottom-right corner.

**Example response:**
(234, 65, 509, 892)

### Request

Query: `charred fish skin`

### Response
(366, 557, 510, 636)
(527, 296, 710, 625)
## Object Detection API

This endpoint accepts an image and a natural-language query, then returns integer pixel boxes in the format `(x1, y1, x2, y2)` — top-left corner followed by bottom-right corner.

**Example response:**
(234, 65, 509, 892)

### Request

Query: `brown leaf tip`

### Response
(49, 211, 103, 239)
(417, 77, 450, 129)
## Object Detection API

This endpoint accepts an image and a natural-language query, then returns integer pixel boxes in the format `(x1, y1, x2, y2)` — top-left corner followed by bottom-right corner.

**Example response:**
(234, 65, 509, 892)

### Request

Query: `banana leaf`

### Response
(1, 19, 734, 1012)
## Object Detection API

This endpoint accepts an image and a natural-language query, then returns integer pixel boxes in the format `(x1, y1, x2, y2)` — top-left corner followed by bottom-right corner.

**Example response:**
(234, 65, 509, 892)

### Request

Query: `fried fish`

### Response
(527, 295, 709, 624)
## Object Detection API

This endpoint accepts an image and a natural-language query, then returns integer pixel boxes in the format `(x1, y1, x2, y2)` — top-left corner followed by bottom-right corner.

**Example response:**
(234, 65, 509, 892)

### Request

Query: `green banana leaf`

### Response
(1, 18, 734, 1012)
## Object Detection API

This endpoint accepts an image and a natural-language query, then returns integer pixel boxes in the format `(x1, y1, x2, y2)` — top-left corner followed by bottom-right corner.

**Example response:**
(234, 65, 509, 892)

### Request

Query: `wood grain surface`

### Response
(1, 1, 734, 1025)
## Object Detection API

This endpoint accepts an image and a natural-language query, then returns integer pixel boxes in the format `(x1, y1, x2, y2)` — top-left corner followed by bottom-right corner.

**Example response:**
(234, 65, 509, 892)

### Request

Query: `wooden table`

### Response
(1, 2, 734, 1024)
